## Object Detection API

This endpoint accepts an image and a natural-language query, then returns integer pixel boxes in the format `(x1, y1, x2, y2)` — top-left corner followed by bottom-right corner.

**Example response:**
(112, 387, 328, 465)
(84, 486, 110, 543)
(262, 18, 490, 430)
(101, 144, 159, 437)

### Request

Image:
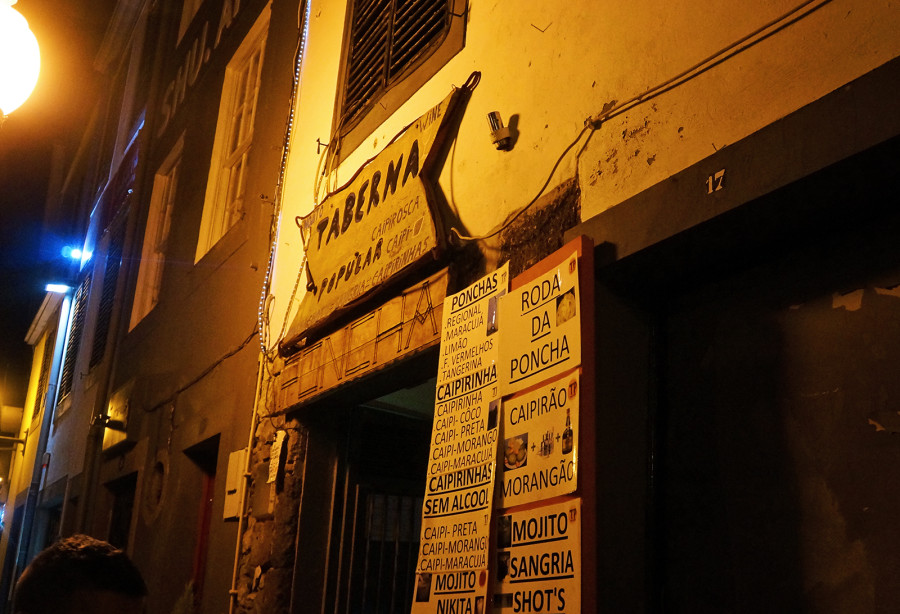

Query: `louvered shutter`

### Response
(34, 325, 58, 420)
(59, 275, 92, 399)
(389, 0, 447, 78)
(90, 224, 126, 367)
(343, 0, 450, 124)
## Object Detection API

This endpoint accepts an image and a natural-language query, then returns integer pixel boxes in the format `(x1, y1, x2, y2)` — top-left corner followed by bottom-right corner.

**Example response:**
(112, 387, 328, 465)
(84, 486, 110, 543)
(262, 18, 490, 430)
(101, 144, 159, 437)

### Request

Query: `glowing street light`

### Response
(0, 0, 41, 121)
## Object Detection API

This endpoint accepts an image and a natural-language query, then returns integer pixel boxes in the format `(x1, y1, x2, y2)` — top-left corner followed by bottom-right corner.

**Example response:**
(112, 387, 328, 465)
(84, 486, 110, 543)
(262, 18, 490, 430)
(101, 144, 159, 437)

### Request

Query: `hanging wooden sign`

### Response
(277, 268, 449, 409)
(285, 88, 465, 346)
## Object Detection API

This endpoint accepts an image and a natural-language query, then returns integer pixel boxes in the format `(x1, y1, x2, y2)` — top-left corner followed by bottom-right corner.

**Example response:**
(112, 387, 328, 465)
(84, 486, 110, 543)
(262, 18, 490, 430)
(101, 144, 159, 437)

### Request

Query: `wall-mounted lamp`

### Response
(487, 111, 512, 151)
(45, 283, 71, 294)
(0, 1, 41, 122)
(92, 414, 127, 432)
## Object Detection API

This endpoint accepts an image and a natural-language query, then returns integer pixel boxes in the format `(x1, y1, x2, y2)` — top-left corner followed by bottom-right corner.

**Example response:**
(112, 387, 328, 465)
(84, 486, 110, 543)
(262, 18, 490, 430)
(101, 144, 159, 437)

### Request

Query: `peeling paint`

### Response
(874, 285, 900, 298)
(831, 289, 864, 311)
(590, 148, 620, 180)
(867, 410, 900, 434)
(622, 118, 651, 140)
(598, 99, 618, 117)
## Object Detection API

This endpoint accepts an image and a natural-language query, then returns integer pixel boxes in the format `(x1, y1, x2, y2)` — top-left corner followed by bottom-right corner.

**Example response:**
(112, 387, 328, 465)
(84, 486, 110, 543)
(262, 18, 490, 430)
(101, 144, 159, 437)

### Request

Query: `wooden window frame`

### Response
(334, 0, 466, 157)
(195, 6, 270, 262)
(130, 138, 183, 329)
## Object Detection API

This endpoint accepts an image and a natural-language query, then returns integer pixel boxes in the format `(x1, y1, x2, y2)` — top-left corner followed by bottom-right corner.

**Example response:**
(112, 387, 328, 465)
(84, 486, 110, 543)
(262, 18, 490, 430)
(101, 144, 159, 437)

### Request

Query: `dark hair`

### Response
(14, 534, 147, 613)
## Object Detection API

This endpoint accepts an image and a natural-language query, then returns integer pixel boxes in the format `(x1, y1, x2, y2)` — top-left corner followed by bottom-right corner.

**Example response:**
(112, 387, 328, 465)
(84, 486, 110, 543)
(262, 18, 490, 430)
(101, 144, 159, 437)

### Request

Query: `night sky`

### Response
(0, 0, 112, 407)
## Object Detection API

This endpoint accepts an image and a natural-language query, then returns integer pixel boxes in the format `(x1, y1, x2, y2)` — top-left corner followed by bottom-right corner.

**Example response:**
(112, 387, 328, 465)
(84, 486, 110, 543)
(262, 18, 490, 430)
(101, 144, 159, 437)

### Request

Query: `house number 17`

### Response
(706, 169, 726, 194)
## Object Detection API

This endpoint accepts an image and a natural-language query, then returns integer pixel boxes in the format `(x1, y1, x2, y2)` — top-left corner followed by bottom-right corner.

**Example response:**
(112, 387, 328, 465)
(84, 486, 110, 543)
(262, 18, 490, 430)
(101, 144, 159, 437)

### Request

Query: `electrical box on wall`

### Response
(223, 447, 247, 520)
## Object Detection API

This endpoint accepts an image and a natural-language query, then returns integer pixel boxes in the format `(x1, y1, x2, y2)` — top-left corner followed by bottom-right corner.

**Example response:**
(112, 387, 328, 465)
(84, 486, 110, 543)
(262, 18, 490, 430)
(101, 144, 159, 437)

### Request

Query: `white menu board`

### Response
(411, 570, 489, 614)
(498, 252, 581, 396)
(416, 264, 508, 577)
(493, 498, 581, 614)
(499, 373, 579, 507)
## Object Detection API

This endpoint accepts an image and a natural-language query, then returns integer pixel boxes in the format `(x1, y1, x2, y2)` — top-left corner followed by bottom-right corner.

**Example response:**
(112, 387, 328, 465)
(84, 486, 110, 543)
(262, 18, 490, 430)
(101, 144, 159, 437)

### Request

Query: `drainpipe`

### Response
(227, 1, 310, 608)
(73, 248, 122, 533)
(10, 293, 72, 592)
(227, 353, 265, 614)
(74, 184, 144, 535)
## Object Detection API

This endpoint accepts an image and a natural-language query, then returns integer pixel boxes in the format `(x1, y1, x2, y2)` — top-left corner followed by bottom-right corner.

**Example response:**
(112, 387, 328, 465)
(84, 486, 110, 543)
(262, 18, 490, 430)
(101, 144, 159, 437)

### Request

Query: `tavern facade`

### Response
(1, 0, 899, 613)
(260, 0, 900, 611)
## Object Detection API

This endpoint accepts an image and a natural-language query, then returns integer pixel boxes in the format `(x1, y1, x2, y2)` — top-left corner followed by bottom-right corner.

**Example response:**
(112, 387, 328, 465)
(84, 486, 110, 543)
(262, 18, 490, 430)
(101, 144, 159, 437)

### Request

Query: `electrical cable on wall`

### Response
(143, 326, 259, 415)
(450, 0, 834, 243)
(230, 5, 311, 614)
(257, 5, 309, 360)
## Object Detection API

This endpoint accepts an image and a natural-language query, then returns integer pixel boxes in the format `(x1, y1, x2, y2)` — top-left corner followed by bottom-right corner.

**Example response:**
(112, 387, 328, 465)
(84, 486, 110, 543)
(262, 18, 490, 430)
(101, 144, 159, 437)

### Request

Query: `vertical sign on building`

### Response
(267, 430, 286, 484)
(494, 498, 582, 613)
(494, 242, 588, 612)
(412, 264, 509, 613)
(498, 252, 581, 396)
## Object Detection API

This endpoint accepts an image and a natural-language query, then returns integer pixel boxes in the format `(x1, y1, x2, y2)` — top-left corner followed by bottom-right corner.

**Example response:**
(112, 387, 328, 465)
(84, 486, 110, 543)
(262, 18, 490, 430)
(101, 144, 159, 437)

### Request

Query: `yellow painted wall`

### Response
(0, 331, 46, 573)
(271, 0, 899, 336)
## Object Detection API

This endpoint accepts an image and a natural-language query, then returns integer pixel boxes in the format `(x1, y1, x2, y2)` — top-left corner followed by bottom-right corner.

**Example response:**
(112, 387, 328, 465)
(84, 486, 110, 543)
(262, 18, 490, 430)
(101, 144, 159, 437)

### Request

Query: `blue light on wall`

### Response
(61, 246, 91, 261)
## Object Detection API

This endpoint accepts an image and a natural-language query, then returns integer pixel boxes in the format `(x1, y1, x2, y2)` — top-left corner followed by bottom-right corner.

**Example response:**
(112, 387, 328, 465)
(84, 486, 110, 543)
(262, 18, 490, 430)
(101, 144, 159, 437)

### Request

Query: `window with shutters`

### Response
(58, 275, 92, 404)
(90, 223, 126, 368)
(195, 7, 270, 262)
(32, 325, 58, 425)
(130, 139, 182, 329)
(336, 0, 465, 155)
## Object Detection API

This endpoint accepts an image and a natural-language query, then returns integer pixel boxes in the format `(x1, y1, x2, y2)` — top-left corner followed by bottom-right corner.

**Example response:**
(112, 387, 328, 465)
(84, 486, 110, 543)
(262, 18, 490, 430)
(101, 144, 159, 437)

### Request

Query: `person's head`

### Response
(14, 534, 147, 614)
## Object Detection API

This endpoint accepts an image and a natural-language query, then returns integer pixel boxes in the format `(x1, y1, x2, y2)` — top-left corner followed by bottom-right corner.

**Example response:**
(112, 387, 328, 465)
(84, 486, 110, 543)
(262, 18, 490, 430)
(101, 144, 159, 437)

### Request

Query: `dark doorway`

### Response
(185, 435, 220, 609)
(292, 374, 435, 614)
(106, 472, 137, 550)
(324, 403, 431, 614)
(654, 139, 900, 612)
